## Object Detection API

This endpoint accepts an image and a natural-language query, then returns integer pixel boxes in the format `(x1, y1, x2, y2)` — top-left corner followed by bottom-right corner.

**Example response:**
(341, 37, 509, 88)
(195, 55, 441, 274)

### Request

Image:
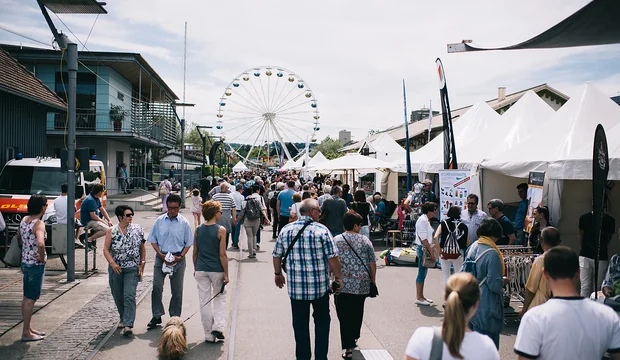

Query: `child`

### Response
(190, 189, 202, 228)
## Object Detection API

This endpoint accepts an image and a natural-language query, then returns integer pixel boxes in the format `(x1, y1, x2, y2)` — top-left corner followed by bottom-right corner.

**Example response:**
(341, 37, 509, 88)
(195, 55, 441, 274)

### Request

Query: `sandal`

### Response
(342, 350, 353, 359)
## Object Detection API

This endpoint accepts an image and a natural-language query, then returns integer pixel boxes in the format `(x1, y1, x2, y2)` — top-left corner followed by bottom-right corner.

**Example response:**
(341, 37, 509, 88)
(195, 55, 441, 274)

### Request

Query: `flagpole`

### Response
(403, 80, 412, 193)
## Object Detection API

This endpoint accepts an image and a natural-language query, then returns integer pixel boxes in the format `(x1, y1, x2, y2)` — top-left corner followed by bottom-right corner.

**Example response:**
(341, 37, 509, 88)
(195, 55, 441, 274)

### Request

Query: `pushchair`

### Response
(370, 199, 399, 237)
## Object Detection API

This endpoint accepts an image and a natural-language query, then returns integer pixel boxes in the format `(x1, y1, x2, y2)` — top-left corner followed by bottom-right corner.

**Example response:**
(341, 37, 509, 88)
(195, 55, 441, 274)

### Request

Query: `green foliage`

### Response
(310, 136, 344, 160)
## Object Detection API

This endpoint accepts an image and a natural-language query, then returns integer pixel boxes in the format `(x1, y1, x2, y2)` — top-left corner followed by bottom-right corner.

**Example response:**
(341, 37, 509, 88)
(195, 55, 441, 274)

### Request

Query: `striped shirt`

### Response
(211, 192, 235, 211)
(273, 216, 338, 300)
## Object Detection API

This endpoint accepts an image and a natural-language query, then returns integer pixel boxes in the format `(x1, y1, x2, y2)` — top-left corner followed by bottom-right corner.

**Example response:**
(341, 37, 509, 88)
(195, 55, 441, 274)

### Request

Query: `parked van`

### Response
(0, 156, 106, 228)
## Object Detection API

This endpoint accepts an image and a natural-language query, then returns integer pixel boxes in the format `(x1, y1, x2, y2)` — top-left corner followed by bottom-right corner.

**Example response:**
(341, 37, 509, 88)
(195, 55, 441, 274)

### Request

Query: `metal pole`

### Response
(201, 135, 206, 177)
(180, 118, 186, 207)
(66, 42, 77, 282)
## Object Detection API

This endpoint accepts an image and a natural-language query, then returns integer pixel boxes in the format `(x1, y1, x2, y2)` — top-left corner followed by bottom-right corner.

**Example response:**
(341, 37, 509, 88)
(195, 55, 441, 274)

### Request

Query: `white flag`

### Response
(427, 100, 433, 143)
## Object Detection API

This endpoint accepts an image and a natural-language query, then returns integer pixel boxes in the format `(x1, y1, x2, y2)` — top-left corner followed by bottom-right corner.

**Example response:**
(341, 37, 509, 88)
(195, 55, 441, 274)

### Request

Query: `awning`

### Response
(448, 0, 620, 53)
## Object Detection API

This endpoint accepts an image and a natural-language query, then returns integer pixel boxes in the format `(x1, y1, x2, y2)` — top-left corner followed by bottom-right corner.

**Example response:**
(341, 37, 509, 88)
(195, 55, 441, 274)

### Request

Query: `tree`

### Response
(310, 136, 344, 160)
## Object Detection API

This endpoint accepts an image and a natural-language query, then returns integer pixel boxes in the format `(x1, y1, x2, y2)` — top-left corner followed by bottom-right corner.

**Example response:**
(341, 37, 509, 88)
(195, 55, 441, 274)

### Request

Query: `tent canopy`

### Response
(310, 153, 393, 173)
(361, 133, 405, 162)
(448, 0, 620, 52)
(232, 161, 249, 172)
(483, 83, 620, 179)
(308, 151, 328, 167)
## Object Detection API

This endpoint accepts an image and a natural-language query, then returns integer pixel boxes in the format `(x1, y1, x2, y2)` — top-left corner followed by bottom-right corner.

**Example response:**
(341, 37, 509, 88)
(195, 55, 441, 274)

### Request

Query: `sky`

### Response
(1, 0, 619, 144)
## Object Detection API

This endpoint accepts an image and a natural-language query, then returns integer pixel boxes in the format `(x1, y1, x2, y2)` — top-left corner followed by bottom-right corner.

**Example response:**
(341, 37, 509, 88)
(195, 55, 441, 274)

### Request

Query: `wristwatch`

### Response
(140, 260, 146, 265)
(274, 272, 282, 276)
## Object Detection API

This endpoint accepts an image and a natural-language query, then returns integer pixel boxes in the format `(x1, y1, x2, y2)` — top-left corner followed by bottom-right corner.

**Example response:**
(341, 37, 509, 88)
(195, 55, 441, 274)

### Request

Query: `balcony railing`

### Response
(49, 103, 177, 146)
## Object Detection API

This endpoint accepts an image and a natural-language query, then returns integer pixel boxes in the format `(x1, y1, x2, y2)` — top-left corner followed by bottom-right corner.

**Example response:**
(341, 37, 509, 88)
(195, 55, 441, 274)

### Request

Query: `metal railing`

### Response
(49, 103, 177, 146)
(106, 176, 161, 199)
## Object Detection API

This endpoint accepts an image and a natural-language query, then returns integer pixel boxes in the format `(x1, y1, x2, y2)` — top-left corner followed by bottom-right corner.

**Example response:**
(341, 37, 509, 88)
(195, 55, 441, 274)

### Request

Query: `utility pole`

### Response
(196, 125, 213, 177)
(37, 0, 107, 282)
(171, 104, 195, 207)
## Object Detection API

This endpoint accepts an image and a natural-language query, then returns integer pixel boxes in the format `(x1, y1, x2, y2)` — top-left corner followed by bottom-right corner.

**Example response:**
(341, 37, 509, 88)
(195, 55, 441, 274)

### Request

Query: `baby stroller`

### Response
(371, 199, 398, 236)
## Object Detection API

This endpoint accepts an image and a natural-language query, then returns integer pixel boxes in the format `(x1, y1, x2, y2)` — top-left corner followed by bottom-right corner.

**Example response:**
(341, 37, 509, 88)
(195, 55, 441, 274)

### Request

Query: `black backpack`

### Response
(270, 191, 280, 208)
(245, 197, 262, 221)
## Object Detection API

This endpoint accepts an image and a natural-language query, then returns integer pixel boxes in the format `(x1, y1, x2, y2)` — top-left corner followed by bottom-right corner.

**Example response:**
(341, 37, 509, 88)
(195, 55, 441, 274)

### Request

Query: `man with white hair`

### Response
(212, 182, 237, 247)
(318, 185, 332, 208)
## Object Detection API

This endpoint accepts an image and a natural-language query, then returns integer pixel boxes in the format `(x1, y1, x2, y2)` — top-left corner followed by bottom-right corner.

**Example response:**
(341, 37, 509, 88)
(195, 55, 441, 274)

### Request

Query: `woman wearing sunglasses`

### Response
(103, 205, 146, 336)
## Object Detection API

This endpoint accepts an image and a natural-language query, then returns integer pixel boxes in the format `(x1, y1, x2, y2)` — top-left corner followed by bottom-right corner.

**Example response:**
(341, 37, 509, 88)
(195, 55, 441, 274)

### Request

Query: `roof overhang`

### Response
(448, 0, 620, 52)
(39, 0, 107, 14)
(1, 44, 178, 102)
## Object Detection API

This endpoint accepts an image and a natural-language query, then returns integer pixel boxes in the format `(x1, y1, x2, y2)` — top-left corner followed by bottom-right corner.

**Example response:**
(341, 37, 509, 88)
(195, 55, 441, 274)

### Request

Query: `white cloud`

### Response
(1, 0, 619, 144)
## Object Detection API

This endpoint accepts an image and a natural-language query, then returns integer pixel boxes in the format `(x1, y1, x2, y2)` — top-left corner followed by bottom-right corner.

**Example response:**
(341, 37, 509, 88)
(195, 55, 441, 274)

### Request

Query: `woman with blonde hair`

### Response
(405, 272, 499, 360)
(193, 200, 229, 343)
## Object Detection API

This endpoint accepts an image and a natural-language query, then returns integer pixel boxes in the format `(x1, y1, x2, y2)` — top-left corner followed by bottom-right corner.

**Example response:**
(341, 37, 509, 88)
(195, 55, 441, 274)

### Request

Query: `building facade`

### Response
(2, 45, 179, 194)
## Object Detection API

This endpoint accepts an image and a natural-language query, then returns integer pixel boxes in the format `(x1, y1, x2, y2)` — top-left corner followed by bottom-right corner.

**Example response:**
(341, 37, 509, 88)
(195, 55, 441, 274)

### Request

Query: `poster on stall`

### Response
(438, 170, 472, 220)
(527, 171, 545, 217)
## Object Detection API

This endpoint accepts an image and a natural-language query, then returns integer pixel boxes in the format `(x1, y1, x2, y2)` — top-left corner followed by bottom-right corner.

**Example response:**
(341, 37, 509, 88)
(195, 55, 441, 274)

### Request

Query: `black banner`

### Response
(436, 58, 457, 169)
(592, 124, 609, 299)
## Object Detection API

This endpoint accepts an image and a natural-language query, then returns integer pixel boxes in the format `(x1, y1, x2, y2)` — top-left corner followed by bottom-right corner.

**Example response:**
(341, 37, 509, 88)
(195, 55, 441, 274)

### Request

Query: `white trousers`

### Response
(195, 271, 226, 336)
(579, 256, 609, 297)
(440, 256, 464, 289)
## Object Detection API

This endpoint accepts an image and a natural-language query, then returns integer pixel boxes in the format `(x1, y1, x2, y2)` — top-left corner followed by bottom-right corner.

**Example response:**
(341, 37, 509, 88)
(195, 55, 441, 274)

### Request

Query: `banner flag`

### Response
(403, 80, 412, 193)
(593, 124, 609, 300)
(436, 58, 458, 169)
(427, 100, 433, 144)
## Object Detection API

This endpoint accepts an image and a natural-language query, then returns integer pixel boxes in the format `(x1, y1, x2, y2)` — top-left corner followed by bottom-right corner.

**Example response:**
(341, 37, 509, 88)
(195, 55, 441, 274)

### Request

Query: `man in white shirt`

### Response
(414, 201, 438, 306)
(514, 246, 620, 360)
(53, 183, 83, 248)
(461, 193, 487, 244)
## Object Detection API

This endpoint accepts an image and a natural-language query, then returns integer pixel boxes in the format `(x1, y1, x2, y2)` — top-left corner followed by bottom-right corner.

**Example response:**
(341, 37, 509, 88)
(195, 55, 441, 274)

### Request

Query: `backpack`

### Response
(270, 191, 280, 208)
(441, 220, 463, 259)
(461, 248, 495, 287)
(245, 197, 262, 220)
(159, 182, 168, 195)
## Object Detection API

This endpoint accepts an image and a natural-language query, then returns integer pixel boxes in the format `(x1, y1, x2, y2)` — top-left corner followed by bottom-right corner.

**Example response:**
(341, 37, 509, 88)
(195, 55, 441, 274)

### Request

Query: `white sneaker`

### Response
(117, 322, 124, 328)
(415, 299, 431, 306)
(425, 298, 434, 303)
(205, 334, 216, 343)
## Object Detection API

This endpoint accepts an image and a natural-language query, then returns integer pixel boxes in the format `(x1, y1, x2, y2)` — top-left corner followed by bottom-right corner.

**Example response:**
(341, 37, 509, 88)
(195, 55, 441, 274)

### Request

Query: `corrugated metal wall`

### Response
(0, 92, 50, 168)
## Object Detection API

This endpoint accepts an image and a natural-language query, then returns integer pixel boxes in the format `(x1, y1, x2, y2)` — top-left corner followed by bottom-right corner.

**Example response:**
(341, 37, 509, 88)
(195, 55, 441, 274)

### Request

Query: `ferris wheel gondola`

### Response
(215, 66, 320, 166)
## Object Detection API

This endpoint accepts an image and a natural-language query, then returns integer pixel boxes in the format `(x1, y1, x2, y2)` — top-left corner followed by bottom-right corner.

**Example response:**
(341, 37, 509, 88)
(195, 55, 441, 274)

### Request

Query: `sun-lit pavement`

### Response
(0, 210, 518, 359)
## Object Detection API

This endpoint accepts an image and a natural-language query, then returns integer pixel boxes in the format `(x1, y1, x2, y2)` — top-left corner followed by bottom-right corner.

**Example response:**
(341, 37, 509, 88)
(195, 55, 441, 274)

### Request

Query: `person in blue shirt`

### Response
(80, 184, 113, 244)
(515, 183, 529, 246)
(146, 194, 194, 329)
(276, 180, 296, 233)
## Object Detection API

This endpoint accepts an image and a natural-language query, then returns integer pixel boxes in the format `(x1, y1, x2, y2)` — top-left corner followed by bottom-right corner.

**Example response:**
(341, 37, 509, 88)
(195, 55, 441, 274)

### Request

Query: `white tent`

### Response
(308, 151, 329, 168)
(483, 83, 620, 179)
(390, 102, 500, 174)
(232, 161, 249, 172)
(280, 158, 296, 170)
(310, 153, 393, 173)
(363, 133, 405, 162)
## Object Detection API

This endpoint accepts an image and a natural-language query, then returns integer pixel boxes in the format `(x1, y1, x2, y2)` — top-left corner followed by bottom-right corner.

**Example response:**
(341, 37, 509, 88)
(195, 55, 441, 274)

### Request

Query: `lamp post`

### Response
(171, 103, 195, 207)
(196, 125, 213, 177)
(37, 0, 107, 283)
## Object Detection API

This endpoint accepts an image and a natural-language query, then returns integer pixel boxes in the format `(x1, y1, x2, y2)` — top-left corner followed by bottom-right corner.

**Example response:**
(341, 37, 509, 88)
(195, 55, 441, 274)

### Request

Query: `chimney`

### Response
(498, 87, 506, 102)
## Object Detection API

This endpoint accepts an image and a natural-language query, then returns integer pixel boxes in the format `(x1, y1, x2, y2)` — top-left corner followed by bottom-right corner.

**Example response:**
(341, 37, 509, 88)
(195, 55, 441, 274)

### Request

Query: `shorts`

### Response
(22, 263, 45, 300)
(85, 220, 108, 233)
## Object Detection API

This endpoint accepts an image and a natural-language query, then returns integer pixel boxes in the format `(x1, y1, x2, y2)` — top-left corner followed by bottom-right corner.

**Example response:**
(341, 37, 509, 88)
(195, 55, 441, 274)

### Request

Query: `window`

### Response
(0, 166, 75, 196)
(55, 72, 97, 109)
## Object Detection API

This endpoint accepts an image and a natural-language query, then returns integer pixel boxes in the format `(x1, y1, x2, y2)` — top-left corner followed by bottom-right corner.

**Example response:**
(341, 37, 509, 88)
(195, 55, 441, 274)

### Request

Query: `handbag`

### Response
(417, 233, 436, 268)
(3, 234, 21, 267)
(280, 220, 313, 273)
(342, 235, 378, 298)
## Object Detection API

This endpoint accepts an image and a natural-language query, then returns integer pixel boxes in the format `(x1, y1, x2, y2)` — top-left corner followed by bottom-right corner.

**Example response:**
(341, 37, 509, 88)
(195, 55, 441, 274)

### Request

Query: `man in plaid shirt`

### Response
(273, 198, 343, 360)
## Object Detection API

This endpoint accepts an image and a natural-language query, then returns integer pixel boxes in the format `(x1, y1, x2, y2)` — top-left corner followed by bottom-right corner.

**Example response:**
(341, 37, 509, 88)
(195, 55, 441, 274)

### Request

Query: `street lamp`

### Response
(171, 102, 195, 207)
(196, 125, 213, 177)
(37, 0, 107, 283)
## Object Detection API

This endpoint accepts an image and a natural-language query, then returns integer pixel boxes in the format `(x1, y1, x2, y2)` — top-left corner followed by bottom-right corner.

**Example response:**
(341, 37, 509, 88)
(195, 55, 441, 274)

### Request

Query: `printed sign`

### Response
(527, 171, 545, 217)
(438, 170, 471, 220)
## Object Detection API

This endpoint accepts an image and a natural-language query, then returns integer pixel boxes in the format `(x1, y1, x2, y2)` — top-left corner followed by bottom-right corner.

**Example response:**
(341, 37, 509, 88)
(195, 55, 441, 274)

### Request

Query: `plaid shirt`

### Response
(273, 216, 338, 300)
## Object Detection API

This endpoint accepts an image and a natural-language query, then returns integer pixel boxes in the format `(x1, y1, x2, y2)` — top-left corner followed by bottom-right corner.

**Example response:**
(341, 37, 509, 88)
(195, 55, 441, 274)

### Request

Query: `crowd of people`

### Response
(6, 170, 620, 360)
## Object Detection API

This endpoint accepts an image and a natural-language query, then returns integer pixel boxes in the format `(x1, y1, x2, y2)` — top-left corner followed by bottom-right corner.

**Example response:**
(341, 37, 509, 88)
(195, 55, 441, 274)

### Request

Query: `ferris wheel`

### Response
(215, 66, 320, 166)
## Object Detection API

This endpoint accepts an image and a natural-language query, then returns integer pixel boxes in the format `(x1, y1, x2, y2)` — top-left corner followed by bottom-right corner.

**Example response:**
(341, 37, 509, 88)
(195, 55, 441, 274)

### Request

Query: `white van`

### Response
(0, 157, 106, 227)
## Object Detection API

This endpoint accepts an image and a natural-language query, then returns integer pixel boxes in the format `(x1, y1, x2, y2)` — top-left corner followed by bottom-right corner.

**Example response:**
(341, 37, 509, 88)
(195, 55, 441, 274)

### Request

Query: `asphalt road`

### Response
(92, 210, 519, 360)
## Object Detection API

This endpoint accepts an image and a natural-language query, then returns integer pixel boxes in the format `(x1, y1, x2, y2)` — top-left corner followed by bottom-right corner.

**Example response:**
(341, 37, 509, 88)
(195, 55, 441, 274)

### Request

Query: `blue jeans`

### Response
(290, 293, 331, 360)
(360, 225, 370, 239)
(232, 217, 242, 246)
(109, 266, 139, 327)
(22, 263, 45, 300)
(416, 245, 428, 284)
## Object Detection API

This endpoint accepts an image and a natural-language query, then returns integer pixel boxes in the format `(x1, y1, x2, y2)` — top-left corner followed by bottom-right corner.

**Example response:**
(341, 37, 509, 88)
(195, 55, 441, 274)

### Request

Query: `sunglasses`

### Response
(124, 213, 134, 218)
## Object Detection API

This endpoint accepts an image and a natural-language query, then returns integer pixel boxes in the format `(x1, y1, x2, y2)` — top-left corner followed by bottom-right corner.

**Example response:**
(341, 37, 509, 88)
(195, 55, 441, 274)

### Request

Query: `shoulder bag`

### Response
(429, 326, 443, 360)
(342, 235, 378, 298)
(3, 234, 21, 267)
(280, 220, 313, 273)
(416, 232, 437, 268)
